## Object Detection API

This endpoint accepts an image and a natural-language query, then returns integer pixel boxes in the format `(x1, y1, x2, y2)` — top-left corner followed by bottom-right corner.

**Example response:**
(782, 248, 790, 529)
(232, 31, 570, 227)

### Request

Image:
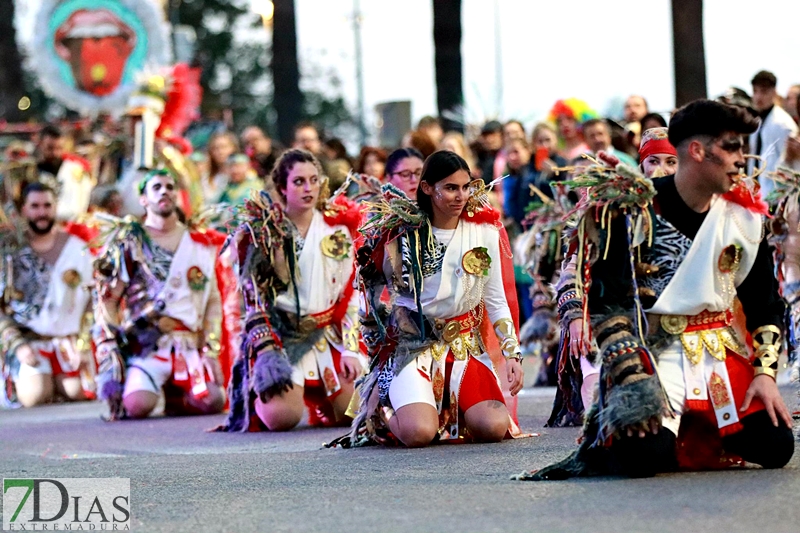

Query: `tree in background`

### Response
(433, 0, 464, 133)
(672, 0, 707, 106)
(0, 0, 27, 122)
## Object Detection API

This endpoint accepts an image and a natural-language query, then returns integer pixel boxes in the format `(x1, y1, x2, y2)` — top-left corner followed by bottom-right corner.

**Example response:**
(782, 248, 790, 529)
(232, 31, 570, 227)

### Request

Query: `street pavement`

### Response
(1, 387, 799, 533)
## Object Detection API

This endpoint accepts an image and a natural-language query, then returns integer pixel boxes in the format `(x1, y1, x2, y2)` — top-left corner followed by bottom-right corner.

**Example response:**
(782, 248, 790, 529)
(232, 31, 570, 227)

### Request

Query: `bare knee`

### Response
(16, 375, 54, 407)
(123, 391, 159, 419)
(194, 385, 225, 415)
(255, 387, 304, 431)
(56, 377, 86, 402)
(391, 404, 439, 448)
(465, 401, 509, 443)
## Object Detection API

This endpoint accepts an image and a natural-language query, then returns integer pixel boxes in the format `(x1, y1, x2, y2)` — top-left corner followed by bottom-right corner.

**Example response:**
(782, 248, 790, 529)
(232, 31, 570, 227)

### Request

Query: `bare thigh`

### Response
(463, 400, 509, 443)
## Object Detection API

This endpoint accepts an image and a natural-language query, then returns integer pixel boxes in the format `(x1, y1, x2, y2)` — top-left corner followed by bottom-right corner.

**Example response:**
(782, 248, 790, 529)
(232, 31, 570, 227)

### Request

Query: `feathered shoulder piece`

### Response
(559, 153, 656, 217)
(723, 178, 769, 215)
(92, 214, 152, 283)
(766, 167, 800, 208)
(223, 190, 294, 306)
(322, 194, 362, 236)
(462, 178, 502, 226)
(360, 183, 427, 245)
(521, 185, 572, 234)
(185, 204, 229, 248)
(0, 210, 25, 256)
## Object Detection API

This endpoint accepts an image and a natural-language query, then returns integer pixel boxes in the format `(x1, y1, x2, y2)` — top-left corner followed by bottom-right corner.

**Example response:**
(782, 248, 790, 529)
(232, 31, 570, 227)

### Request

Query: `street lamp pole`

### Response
(353, 0, 368, 146)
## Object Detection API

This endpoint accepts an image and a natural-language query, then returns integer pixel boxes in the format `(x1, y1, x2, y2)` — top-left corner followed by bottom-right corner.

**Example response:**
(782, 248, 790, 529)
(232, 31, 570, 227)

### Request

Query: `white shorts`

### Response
(388, 352, 437, 410)
(14, 354, 53, 381)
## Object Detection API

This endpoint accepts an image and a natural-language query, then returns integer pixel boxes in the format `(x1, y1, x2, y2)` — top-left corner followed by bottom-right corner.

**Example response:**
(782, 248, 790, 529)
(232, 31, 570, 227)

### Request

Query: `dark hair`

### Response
(21, 182, 56, 204)
(417, 150, 470, 219)
(639, 112, 668, 130)
(293, 121, 319, 137)
(355, 146, 388, 174)
(385, 147, 424, 176)
(271, 148, 322, 197)
(751, 70, 777, 89)
(324, 138, 350, 161)
(582, 118, 609, 132)
(668, 99, 760, 148)
(89, 185, 120, 210)
(40, 124, 62, 140)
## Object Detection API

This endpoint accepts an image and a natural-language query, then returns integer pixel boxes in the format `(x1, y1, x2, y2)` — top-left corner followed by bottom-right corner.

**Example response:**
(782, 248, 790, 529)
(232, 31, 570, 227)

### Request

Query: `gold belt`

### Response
(656, 310, 742, 365)
(431, 310, 483, 361)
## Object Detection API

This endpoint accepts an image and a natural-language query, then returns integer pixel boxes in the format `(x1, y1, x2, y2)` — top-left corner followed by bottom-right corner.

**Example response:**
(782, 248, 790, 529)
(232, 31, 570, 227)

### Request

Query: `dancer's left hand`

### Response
(339, 356, 363, 383)
(506, 358, 524, 396)
(740, 374, 793, 428)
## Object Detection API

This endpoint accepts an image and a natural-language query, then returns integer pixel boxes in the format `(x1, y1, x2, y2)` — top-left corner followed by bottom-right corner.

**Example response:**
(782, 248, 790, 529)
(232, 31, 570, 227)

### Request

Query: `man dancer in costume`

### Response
(517, 100, 794, 480)
(0, 183, 94, 407)
(548, 127, 680, 427)
(218, 149, 364, 432)
(344, 151, 524, 447)
(93, 169, 227, 419)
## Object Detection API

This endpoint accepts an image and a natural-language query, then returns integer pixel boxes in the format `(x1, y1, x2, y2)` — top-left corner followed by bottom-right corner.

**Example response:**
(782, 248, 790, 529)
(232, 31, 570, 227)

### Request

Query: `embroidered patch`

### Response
(186, 266, 208, 291)
(62, 269, 81, 289)
(323, 366, 338, 392)
(432, 367, 444, 404)
(718, 244, 742, 273)
(462, 247, 491, 276)
(320, 230, 351, 260)
(709, 372, 731, 408)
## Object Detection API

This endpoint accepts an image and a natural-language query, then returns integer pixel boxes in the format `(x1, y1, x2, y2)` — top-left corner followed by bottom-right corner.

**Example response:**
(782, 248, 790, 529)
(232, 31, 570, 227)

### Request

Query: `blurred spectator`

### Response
(473, 120, 504, 183)
(493, 120, 526, 180)
(36, 124, 67, 177)
(384, 147, 424, 201)
(623, 95, 649, 123)
(292, 122, 323, 156)
(203, 131, 238, 204)
(638, 127, 678, 178)
(583, 118, 638, 167)
(241, 126, 277, 178)
(785, 84, 800, 123)
(219, 153, 265, 205)
(323, 138, 353, 190)
(503, 137, 543, 228)
(440, 132, 476, 171)
(749, 70, 798, 192)
(36, 124, 94, 221)
(355, 146, 387, 179)
(530, 122, 568, 178)
(402, 130, 437, 160)
(417, 116, 444, 147)
(548, 99, 596, 161)
(88, 185, 123, 217)
(640, 112, 668, 132)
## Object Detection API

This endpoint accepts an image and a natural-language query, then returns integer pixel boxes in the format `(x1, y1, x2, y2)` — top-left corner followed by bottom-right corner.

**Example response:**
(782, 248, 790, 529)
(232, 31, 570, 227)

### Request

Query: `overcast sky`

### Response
(16, 0, 800, 135)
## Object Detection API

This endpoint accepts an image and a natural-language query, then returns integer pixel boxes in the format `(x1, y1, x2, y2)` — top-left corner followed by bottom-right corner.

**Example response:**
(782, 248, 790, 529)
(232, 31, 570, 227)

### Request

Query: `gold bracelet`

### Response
(752, 325, 781, 380)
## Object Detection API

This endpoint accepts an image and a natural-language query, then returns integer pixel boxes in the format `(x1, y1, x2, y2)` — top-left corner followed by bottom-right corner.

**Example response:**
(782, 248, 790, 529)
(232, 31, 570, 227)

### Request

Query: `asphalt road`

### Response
(1, 387, 799, 533)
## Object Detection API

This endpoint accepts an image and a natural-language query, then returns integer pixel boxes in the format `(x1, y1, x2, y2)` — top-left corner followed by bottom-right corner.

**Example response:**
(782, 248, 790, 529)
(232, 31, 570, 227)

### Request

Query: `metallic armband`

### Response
(494, 318, 522, 360)
(204, 330, 222, 359)
(752, 325, 781, 380)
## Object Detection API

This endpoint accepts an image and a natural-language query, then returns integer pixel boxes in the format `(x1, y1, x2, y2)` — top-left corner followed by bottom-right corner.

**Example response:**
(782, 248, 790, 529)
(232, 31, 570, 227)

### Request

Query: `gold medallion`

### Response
(320, 230, 351, 260)
(660, 314, 688, 335)
(62, 269, 81, 289)
(442, 320, 461, 343)
(186, 266, 208, 291)
(462, 247, 492, 276)
(718, 244, 742, 273)
(297, 315, 318, 334)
